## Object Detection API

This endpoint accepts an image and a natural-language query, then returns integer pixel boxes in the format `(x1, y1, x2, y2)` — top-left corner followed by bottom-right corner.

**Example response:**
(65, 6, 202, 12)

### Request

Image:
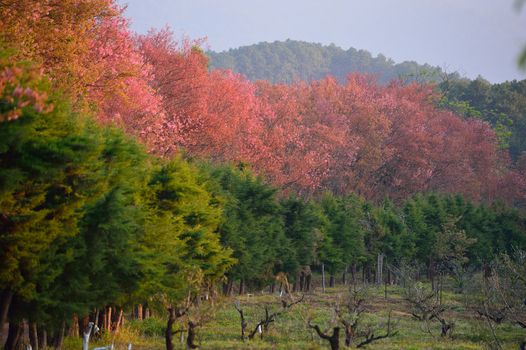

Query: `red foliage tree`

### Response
(86, 15, 165, 152)
(252, 75, 516, 202)
(138, 29, 266, 161)
(138, 28, 210, 156)
(4, 0, 517, 204)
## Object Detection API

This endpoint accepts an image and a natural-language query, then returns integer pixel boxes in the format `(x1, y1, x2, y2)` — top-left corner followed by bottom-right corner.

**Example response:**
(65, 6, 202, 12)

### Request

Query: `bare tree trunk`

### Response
(309, 324, 340, 350)
(179, 329, 185, 346)
(306, 273, 312, 292)
(53, 320, 65, 350)
(166, 308, 175, 350)
(376, 253, 383, 285)
(227, 279, 234, 296)
(438, 317, 453, 337)
(342, 266, 347, 285)
(97, 307, 107, 331)
(351, 264, 357, 285)
(321, 264, 326, 293)
(4, 322, 22, 350)
(363, 263, 371, 283)
(136, 304, 143, 321)
(22, 320, 29, 347)
(439, 274, 443, 305)
(38, 327, 47, 350)
(102, 307, 107, 331)
(428, 260, 436, 292)
(143, 306, 150, 320)
(29, 322, 38, 350)
(81, 315, 89, 335)
(329, 274, 335, 288)
(239, 279, 245, 295)
(234, 305, 247, 341)
(0, 290, 13, 343)
(166, 307, 188, 350)
(106, 306, 112, 332)
(93, 309, 100, 330)
(329, 329, 340, 350)
(115, 309, 124, 333)
(68, 314, 79, 337)
(384, 274, 388, 299)
(186, 321, 198, 349)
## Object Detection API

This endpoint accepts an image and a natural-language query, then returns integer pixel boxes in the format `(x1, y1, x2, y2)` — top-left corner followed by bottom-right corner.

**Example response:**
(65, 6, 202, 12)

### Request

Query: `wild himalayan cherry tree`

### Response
(0, 0, 118, 96)
(86, 15, 165, 152)
(138, 28, 265, 160)
(252, 75, 517, 202)
(0, 1, 165, 151)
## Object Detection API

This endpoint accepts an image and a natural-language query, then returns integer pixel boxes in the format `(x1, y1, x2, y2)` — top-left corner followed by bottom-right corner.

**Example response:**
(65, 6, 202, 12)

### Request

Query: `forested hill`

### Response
(207, 39, 453, 84)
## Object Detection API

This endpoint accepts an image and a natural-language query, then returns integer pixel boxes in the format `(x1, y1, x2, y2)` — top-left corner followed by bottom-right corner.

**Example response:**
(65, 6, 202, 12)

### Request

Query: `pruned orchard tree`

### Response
(309, 287, 397, 349)
(404, 282, 455, 338)
(392, 260, 457, 338)
(466, 250, 526, 349)
(234, 294, 305, 341)
(335, 287, 368, 347)
(167, 300, 217, 350)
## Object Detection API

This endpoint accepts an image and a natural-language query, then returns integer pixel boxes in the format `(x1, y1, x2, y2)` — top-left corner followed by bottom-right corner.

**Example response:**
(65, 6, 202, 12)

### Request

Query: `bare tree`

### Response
(234, 294, 305, 341)
(404, 282, 454, 337)
(308, 322, 340, 350)
(310, 287, 397, 349)
(335, 288, 367, 347)
(354, 310, 397, 348)
(166, 306, 188, 350)
(499, 250, 526, 330)
(469, 250, 526, 349)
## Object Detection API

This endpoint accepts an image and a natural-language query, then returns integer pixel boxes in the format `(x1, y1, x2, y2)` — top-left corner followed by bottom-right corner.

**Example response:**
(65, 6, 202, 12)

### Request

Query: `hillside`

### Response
(207, 39, 455, 84)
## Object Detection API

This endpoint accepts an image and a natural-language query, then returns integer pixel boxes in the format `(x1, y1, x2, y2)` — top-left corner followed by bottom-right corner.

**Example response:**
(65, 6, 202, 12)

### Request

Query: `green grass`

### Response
(66, 284, 525, 349)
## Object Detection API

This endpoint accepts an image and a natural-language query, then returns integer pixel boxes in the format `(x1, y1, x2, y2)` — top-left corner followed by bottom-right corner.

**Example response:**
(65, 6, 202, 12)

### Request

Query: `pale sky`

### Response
(120, 0, 526, 82)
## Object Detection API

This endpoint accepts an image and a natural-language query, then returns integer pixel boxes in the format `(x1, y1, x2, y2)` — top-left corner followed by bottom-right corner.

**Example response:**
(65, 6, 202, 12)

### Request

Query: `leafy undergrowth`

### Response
(65, 285, 524, 349)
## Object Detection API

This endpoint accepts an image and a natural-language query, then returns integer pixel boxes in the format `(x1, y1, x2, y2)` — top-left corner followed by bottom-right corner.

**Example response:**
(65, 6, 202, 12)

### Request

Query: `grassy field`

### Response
(73, 284, 524, 350)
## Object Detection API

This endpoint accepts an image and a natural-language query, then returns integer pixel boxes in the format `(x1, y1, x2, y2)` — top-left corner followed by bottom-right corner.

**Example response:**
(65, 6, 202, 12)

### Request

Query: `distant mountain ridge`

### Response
(207, 39, 459, 84)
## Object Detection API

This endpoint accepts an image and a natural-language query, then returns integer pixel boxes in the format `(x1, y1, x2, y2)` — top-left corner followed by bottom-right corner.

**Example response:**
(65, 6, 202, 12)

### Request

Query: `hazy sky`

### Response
(120, 0, 526, 82)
